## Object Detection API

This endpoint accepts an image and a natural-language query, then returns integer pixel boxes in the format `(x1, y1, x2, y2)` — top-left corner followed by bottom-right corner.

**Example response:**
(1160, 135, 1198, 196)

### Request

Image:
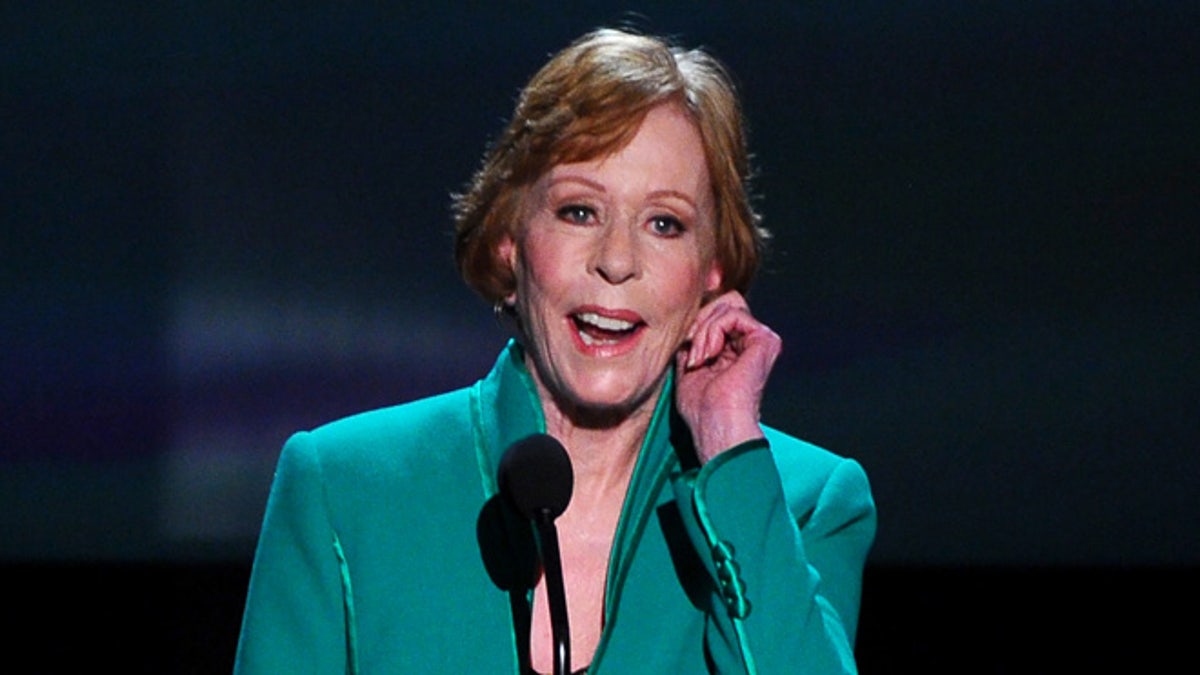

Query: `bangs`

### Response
(514, 88, 683, 184)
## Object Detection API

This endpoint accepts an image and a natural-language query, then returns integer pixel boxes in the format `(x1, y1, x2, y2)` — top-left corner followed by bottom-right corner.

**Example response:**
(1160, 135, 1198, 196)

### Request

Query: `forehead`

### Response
(543, 104, 712, 200)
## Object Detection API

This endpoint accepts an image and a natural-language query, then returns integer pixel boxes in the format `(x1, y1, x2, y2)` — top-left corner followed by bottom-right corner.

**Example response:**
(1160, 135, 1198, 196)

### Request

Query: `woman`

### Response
(235, 28, 875, 674)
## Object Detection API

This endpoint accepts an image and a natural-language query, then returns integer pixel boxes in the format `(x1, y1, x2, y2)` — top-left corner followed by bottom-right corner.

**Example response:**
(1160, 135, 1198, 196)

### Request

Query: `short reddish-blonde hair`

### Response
(453, 28, 766, 303)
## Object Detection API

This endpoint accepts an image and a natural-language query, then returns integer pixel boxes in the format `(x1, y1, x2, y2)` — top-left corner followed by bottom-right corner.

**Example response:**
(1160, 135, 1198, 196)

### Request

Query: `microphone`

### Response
(498, 434, 574, 675)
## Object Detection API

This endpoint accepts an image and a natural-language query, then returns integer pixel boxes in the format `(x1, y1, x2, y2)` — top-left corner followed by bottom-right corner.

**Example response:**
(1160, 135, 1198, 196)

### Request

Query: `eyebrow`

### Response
(545, 174, 700, 211)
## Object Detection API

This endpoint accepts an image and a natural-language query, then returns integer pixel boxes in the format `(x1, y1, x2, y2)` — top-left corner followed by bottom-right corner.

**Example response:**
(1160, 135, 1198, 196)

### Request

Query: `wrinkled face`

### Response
(499, 104, 723, 418)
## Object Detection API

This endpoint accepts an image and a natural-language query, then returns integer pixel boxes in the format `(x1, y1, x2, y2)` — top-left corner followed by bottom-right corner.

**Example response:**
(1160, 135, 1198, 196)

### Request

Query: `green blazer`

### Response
(235, 342, 875, 673)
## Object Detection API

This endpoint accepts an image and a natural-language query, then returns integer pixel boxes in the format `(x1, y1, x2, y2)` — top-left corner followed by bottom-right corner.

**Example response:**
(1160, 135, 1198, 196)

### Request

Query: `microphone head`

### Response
(498, 433, 574, 521)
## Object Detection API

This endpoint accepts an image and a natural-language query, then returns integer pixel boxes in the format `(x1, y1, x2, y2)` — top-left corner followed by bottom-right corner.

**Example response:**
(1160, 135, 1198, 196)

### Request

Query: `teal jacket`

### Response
(235, 342, 875, 673)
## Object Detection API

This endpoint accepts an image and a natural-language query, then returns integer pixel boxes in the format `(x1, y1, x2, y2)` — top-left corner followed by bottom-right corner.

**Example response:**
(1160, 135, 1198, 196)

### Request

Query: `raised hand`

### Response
(675, 291, 782, 464)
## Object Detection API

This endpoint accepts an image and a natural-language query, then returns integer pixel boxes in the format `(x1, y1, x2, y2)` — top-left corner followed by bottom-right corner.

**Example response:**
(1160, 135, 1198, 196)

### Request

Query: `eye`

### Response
(556, 205, 595, 225)
(648, 216, 686, 237)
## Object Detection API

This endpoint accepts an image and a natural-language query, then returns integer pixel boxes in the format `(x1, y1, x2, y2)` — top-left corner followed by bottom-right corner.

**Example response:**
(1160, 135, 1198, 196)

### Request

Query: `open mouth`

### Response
(572, 311, 644, 347)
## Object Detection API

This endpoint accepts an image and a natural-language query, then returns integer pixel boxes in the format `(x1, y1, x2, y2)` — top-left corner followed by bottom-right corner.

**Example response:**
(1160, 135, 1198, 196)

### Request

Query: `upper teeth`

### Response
(577, 312, 635, 331)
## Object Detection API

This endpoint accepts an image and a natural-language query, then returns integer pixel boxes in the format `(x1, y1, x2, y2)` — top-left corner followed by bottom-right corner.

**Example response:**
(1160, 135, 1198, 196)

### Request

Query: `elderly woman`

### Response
(235, 28, 875, 674)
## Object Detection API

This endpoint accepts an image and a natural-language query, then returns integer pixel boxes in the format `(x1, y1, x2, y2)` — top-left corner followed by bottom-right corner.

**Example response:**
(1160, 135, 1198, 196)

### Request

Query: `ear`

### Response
(497, 233, 519, 305)
(704, 259, 724, 295)
(497, 233, 516, 267)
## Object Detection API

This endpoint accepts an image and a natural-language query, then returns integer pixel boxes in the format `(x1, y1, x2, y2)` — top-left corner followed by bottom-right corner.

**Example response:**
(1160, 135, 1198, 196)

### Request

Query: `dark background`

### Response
(3, 1, 1196, 671)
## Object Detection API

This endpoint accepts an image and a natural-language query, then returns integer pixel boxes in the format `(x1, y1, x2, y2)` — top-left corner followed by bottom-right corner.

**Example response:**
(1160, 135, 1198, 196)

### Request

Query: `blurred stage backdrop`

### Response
(3, 1, 1196, 671)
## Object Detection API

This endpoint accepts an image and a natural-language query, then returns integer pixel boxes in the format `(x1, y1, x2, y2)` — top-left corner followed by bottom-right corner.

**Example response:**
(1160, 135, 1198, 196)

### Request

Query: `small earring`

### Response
(494, 297, 516, 321)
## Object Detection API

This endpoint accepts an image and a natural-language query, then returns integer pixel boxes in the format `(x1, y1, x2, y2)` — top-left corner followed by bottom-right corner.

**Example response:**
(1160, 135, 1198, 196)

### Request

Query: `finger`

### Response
(694, 304, 766, 368)
(686, 290, 740, 343)
(742, 321, 783, 372)
(718, 308, 782, 369)
(690, 301, 736, 367)
(696, 303, 730, 365)
(686, 291, 755, 368)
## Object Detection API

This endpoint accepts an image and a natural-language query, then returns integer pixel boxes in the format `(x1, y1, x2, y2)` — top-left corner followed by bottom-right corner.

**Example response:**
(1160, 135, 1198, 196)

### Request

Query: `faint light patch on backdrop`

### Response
(159, 285, 499, 555)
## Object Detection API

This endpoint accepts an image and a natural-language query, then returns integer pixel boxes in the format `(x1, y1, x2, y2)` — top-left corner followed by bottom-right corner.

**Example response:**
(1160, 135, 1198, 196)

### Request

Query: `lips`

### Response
(570, 309, 644, 348)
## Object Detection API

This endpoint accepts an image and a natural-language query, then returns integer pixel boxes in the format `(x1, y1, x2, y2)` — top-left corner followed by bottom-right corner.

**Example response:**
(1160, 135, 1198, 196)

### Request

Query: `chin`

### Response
(555, 395, 646, 429)
(553, 372, 667, 426)
(524, 329, 674, 427)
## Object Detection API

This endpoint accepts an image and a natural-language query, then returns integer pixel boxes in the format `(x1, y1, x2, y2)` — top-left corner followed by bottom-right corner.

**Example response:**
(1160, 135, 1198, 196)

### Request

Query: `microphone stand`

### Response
(534, 508, 570, 675)
(497, 434, 574, 675)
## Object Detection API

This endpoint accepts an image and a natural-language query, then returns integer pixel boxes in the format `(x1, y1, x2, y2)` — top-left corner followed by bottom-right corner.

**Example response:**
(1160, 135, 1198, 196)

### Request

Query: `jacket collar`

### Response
(473, 339, 685, 486)
(471, 340, 691, 650)
(473, 340, 547, 498)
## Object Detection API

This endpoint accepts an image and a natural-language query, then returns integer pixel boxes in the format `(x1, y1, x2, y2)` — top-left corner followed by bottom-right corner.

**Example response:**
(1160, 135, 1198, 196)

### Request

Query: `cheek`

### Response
(515, 240, 552, 298)
(513, 234, 570, 319)
(656, 264, 710, 329)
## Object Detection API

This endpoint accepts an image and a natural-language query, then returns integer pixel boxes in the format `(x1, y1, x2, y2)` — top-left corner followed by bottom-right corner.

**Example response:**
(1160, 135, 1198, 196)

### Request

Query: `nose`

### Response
(590, 223, 640, 284)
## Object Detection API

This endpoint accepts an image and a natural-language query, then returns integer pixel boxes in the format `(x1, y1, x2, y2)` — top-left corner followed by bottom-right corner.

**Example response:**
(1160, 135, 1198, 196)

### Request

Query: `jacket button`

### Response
(711, 539, 736, 563)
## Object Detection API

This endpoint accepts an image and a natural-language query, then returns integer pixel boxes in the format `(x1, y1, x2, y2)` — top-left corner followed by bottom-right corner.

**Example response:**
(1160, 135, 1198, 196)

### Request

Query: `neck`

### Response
(543, 400, 650, 503)
(520, 353, 665, 674)
(528, 369, 665, 506)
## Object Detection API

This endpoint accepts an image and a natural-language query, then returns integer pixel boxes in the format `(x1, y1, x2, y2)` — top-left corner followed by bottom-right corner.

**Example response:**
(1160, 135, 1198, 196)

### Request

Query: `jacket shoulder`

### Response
(300, 386, 476, 477)
(760, 425, 873, 523)
(762, 425, 848, 481)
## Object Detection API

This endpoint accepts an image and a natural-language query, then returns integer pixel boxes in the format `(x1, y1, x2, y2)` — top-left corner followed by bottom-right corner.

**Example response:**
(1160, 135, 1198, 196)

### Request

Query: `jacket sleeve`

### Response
(234, 431, 354, 674)
(671, 440, 876, 674)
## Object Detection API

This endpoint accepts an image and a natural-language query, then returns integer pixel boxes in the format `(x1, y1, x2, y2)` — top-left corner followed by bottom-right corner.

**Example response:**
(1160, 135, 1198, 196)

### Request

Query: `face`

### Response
(499, 104, 723, 418)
